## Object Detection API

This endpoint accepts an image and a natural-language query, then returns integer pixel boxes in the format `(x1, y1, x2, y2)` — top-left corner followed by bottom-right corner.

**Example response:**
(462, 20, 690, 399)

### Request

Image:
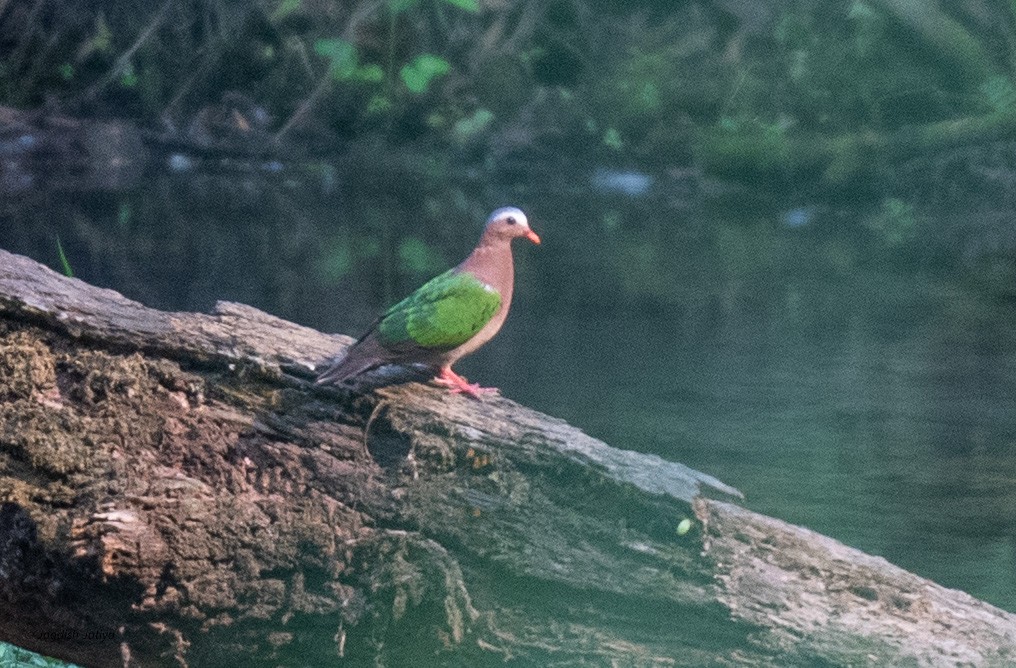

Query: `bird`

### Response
(316, 206, 540, 398)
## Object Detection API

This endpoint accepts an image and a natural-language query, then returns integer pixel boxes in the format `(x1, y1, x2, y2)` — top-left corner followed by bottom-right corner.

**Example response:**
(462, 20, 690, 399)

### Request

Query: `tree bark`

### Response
(0, 248, 1014, 667)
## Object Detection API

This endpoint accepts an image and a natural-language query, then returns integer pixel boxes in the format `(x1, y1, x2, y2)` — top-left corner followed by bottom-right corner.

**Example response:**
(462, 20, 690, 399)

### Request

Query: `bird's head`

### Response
(484, 207, 540, 245)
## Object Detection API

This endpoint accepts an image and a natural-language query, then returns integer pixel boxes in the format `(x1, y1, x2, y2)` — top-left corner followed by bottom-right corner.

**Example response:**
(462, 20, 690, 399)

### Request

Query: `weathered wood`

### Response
(0, 248, 1014, 667)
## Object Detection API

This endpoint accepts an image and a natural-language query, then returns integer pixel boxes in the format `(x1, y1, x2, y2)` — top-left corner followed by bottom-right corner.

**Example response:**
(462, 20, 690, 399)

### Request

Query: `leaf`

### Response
(317, 239, 352, 282)
(980, 75, 1016, 114)
(366, 95, 392, 115)
(451, 108, 494, 143)
(120, 62, 138, 88)
(602, 127, 623, 150)
(863, 197, 916, 248)
(118, 201, 132, 228)
(314, 38, 357, 80)
(387, 0, 419, 14)
(847, 1, 876, 21)
(271, 0, 302, 22)
(400, 54, 450, 94)
(55, 236, 74, 277)
(352, 64, 385, 83)
(440, 0, 480, 12)
(92, 14, 113, 54)
(636, 81, 660, 112)
(398, 237, 445, 274)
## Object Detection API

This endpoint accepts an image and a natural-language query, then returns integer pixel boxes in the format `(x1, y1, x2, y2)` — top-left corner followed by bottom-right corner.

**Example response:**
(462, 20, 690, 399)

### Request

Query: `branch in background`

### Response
(874, 0, 999, 87)
(273, 71, 333, 142)
(694, 107, 1016, 183)
(5, 0, 48, 89)
(79, 0, 174, 103)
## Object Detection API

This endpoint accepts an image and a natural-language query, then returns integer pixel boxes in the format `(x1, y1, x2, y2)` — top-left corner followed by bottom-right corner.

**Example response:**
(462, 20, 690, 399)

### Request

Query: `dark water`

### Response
(3, 159, 1016, 621)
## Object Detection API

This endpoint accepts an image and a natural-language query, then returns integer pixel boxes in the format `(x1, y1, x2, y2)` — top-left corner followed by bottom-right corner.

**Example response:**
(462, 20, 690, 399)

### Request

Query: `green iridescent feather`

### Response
(377, 269, 501, 349)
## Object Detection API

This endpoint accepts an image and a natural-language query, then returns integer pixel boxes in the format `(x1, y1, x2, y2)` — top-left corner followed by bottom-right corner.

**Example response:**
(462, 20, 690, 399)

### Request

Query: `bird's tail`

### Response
(316, 354, 371, 386)
(315, 337, 387, 386)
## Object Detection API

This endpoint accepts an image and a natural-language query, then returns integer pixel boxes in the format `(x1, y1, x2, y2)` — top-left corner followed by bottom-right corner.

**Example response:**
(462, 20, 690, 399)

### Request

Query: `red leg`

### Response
(432, 367, 499, 398)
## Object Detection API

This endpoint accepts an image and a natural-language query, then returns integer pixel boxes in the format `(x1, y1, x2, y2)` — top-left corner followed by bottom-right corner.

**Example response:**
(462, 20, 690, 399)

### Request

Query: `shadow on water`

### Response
(3, 150, 1016, 616)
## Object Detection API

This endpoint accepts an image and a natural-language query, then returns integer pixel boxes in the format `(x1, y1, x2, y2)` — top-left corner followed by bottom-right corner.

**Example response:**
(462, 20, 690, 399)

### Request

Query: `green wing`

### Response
(376, 269, 501, 350)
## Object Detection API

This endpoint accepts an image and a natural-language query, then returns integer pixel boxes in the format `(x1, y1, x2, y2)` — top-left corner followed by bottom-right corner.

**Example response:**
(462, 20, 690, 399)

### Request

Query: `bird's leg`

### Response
(432, 367, 499, 398)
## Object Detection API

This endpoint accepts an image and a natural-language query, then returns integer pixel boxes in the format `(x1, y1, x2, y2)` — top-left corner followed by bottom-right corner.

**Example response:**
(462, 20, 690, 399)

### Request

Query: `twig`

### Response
(81, 0, 174, 101)
(7, 0, 47, 83)
(275, 0, 388, 142)
(19, 28, 65, 104)
(363, 399, 388, 455)
(273, 72, 332, 142)
(502, 0, 546, 53)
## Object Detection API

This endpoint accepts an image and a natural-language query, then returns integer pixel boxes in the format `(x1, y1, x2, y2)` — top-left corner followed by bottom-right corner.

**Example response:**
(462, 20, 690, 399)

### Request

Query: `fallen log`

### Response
(0, 248, 1013, 667)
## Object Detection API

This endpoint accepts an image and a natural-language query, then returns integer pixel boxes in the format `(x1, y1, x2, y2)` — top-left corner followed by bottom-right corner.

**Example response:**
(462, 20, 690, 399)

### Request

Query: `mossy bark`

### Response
(1, 249, 1015, 667)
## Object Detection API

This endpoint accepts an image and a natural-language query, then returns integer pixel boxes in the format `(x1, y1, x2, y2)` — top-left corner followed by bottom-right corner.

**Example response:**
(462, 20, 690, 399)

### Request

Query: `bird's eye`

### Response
(506, 216, 517, 225)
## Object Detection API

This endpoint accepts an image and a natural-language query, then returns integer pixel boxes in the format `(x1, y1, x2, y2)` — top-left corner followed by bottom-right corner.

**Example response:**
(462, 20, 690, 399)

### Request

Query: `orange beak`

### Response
(526, 229, 541, 245)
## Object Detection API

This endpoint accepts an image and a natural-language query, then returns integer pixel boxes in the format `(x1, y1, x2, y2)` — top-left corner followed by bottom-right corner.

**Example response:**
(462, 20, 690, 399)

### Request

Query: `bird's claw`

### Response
(449, 383, 499, 397)
(433, 369, 499, 399)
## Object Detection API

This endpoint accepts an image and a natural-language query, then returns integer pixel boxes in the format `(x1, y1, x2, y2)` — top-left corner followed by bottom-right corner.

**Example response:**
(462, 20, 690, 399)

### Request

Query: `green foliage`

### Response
(318, 241, 353, 282)
(602, 128, 623, 151)
(848, 1, 883, 58)
(358, 66, 386, 84)
(386, 0, 420, 14)
(308, 0, 476, 129)
(980, 76, 1016, 114)
(863, 198, 916, 249)
(440, 0, 479, 12)
(314, 38, 358, 80)
(450, 108, 494, 143)
(398, 237, 445, 274)
(55, 237, 74, 277)
(119, 62, 138, 89)
(89, 14, 113, 55)
(388, 0, 479, 13)
(366, 95, 392, 115)
(400, 54, 450, 94)
(271, 0, 302, 22)
(3, 0, 1016, 190)
(314, 38, 386, 86)
(316, 235, 381, 283)
(118, 201, 132, 228)
(599, 48, 673, 122)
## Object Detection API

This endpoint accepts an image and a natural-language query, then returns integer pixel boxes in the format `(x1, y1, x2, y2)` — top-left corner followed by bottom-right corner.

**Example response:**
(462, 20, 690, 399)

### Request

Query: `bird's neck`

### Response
(460, 234, 514, 299)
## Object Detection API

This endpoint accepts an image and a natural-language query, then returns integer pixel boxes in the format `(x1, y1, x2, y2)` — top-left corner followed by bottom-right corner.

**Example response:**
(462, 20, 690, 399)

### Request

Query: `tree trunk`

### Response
(0, 249, 1014, 667)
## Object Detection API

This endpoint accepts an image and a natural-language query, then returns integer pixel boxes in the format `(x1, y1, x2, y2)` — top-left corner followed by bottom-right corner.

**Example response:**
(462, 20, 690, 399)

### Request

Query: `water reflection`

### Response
(2, 161, 1015, 613)
(505, 263, 1016, 611)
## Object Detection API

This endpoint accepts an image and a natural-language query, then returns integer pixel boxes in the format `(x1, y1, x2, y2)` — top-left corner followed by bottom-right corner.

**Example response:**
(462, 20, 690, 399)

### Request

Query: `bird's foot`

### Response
(433, 368, 499, 398)
(450, 382, 500, 398)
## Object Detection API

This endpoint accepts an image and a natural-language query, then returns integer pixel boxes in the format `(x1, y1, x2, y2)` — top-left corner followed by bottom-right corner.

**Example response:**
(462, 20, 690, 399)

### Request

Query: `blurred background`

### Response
(2, 0, 1016, 663)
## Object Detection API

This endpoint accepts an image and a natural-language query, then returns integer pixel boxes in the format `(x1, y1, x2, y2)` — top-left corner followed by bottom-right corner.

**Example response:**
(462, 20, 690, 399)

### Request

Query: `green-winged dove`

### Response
(316, 207, 540, 397)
